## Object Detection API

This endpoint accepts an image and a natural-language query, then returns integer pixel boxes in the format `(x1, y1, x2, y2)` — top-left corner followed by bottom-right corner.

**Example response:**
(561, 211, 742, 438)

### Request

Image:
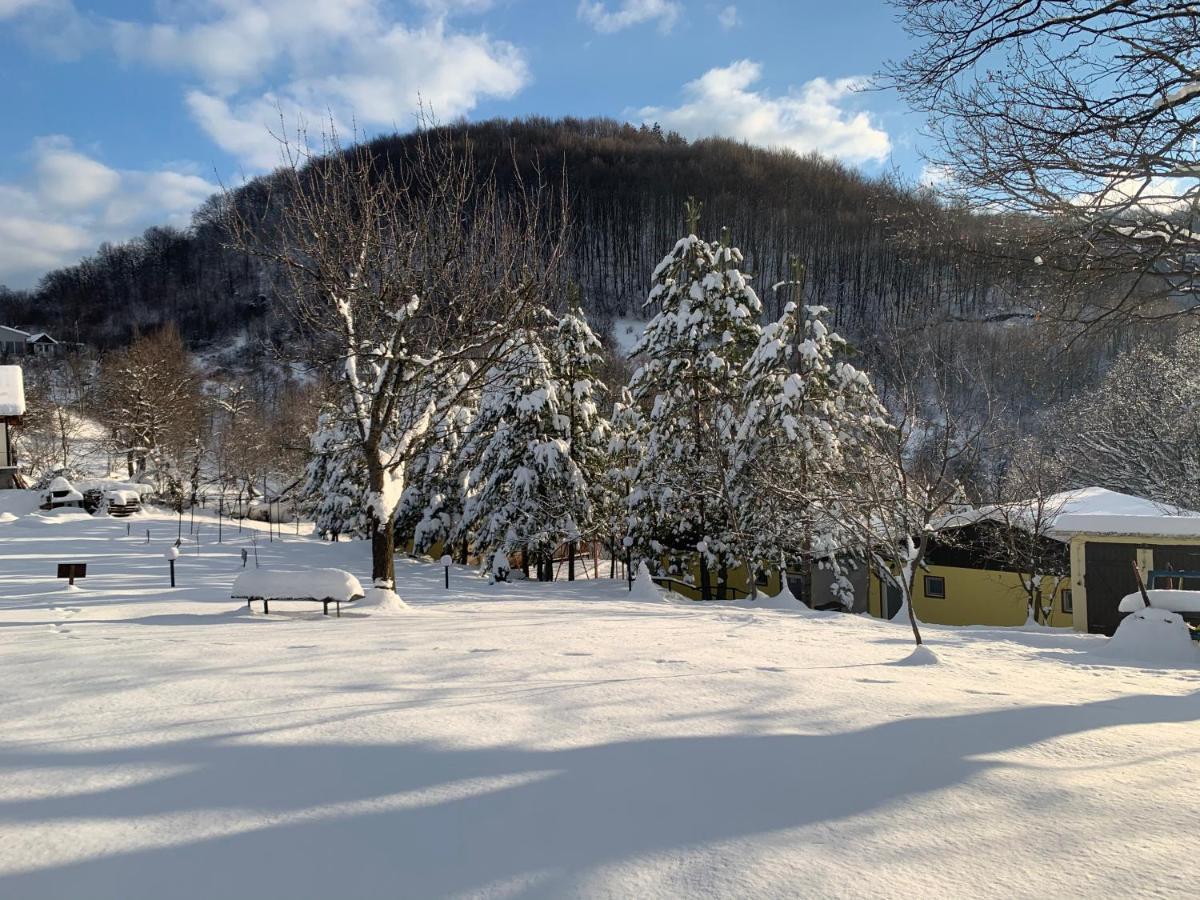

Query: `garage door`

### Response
(1084, 542, 1138, 635)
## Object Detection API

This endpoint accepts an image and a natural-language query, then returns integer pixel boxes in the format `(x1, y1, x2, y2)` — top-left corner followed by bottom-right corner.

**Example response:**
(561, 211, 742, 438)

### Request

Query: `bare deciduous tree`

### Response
(890, 2, 1200, 328)
(979, 437, 1072, 625)
(841, 339, 993, 646)
(96, 325, 206, 483)
(225, 126, 567, 590)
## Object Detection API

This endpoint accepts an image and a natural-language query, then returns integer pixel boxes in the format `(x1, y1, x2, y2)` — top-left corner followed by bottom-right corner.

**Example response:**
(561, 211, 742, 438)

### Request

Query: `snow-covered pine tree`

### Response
(395, 393, 476, 561)
(460, 329, 594, 581)
(548, 291, 612, 579)
(603, 386, 645, 577)
(303, 409, 370, 541)
(627, 203, 763, 600)
(734, 269, 888, 606)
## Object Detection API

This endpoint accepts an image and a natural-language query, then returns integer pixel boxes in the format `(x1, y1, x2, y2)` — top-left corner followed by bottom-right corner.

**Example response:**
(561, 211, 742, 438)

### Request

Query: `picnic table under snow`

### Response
(232, 568, 365, 602)
(1119, 589, 1200, 614)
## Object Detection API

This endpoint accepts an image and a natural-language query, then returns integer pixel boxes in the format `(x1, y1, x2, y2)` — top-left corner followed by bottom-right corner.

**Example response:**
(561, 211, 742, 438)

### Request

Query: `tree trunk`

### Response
(699, 555, 712, 601)
(568, 540, 576, 581)
(906, 534, 928, 646)
(366, 453, 395, 588)
(372, 523, 395, 588)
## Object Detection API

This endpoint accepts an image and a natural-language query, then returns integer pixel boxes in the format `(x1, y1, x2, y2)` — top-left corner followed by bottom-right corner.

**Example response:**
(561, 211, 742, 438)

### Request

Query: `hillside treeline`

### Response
(0, 117, 1008, 349)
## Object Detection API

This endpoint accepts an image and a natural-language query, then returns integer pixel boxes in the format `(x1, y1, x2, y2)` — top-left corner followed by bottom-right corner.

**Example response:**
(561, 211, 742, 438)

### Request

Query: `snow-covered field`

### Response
(1, 498, 1198, 899)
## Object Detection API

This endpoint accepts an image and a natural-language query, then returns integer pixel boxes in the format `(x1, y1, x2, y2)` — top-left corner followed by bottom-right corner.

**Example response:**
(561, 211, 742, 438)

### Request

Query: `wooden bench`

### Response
(233, 593, 363, 617)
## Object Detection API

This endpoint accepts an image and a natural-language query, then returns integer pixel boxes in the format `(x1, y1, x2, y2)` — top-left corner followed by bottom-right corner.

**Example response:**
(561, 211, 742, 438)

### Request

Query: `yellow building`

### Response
(867, 561, 1074, 628)
(867, 487, 1200, 634)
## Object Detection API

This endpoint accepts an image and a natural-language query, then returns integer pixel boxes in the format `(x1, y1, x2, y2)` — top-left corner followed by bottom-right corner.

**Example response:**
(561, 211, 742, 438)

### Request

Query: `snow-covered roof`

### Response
(0, 366, 25, 417)
(941, 487, 1200, 540)
(26, 332, 56, 343)
(1049, 487, 1200, 537)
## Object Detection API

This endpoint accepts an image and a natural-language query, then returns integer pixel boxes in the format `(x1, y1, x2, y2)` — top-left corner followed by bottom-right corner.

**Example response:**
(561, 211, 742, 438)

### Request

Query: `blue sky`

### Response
(0, 0, 925, 288)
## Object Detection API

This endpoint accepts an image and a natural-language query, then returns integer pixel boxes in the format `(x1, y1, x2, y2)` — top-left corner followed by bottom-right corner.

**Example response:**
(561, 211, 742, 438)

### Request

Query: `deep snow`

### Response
(0, 496, 1198, 899)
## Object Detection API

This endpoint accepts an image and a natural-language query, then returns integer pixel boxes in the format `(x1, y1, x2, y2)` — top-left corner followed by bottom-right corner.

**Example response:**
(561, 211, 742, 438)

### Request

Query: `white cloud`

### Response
(1074, 174, 1200, 216)
(185, 91, 298, 174)
(717, 5, 739, 29)
(578, 0, 681, 34)
(2, 0, 92, 58)
(0, 0, 47, 17)
(919, 163, 954, 189)
(638, 60, 891, 165)
(0, 138, 218, 288)
(35, 136, 121, 208)
(110, 0, 529, 171)
(413, 0, 495, 13)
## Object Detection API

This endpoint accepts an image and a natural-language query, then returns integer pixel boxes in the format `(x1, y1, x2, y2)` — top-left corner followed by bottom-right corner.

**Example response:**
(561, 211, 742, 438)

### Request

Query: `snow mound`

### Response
(16, 508, 92, 526)
(1119, 589, 1200, 614)
(232, 568, 364, 602)
(355, 587, 410, 615)
(743, 580, 806, 611)
(0, 490, 38, 522)
(630, 562, 668, 602)
(894, 645, 940, 666)
(1099, 609, 1197, 666)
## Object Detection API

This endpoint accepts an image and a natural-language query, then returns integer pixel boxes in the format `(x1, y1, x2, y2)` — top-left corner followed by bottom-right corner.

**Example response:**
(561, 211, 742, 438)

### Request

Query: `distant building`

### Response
(0, 365, 25, 489)
(0, 326, 59, 357)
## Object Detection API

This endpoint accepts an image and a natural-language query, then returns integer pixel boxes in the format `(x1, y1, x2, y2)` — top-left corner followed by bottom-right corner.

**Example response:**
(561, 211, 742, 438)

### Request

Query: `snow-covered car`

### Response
(40, 476, 83, 510)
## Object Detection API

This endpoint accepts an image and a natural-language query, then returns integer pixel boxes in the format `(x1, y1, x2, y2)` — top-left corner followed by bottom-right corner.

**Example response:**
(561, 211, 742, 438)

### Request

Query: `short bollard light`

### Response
(441, 554, 452, 589)
(164, 545, 180, 587)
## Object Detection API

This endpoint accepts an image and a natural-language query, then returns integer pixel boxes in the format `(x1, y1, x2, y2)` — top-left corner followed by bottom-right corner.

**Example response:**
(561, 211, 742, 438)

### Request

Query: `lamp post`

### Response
(164, 545, 179, 587)
(441, 554, 452, 589)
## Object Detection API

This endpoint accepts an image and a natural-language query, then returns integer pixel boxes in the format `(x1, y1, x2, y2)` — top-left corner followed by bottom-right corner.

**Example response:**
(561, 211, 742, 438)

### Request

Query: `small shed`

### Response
(0, 365, 25, 490)
(1056, 489, 1200, 634)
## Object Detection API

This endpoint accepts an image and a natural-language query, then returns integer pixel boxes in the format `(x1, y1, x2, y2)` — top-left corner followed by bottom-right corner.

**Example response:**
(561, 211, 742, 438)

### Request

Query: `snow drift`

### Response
(1100, 609, 1197, 665)
(630, 561, 668, 602)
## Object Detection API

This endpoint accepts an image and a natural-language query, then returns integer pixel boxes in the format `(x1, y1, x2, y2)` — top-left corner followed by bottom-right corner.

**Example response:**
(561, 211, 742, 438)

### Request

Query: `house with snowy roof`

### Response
(0, 365, 25, 489)
(867, 487, 1200, 635)
(0, 325, 59, 357)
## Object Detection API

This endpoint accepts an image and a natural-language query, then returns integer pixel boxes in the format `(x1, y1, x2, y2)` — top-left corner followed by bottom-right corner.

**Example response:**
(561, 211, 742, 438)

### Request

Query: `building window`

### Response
(1061, 590, 1073, 614)
(755, 569, 769, 587)
(924, 575, 946, 599)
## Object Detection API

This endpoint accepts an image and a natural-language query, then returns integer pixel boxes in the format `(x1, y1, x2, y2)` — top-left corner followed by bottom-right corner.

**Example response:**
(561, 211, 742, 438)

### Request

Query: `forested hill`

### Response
(0, 117, 1003, 350)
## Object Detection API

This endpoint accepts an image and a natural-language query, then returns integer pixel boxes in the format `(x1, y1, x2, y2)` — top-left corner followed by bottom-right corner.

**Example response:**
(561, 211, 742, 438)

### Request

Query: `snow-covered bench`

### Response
(232, 569, 364, 617)
(1119, 589, 1200, 638)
